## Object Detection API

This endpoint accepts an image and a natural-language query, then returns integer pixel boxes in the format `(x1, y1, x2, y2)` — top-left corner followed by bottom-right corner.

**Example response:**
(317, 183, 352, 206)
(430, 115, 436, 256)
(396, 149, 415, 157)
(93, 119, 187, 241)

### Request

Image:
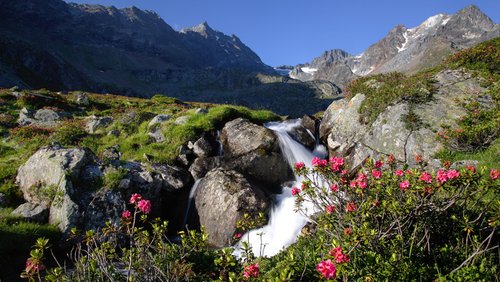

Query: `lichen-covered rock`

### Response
(18, 107, 70, 127)
(12, 203, 49, 223)
(85, 115, 113, 133)
(319, 69, 488, 167)
(221, 118, 291, 189)
(151, 163, 193, 192)
(192, 136, 214, 158)
(194, 169, 269, 247)
(148, 114, 170, 127)
(189, 156, 223, 180)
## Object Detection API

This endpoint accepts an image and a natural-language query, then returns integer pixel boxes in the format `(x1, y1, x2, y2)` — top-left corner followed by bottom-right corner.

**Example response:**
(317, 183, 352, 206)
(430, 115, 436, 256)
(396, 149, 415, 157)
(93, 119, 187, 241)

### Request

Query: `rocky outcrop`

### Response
(15, 145, 194, 233)
(18, 107, 70, 127)
(194, 168, 269, 247)
(221, 118, 292, 190)
(319, 69, 488, 168)
(12, 203, 49, 223)
(85, 115, 113, 133)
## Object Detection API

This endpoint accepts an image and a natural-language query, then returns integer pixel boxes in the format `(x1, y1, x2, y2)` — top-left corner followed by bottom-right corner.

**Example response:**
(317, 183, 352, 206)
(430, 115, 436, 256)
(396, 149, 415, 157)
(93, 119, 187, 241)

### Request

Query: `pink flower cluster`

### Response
(243, 263, 259, 279)
(346, 202, 357, 212)
(312, 157, 328, 168)
(326, 205, 336, 214)
(395, 169, 405, 177)
(490, 169, 499, 180)
(329, 246, 350, 264)
(295, 162, 305, 170)
(399, 180, 410, 190)
(330, 183, 339, 192)
(420, 172, 433, 183)
(316, 259, 336, 279)
(371, 169, 382, 179)
(127, 193, 152, 215)
(291, 187, 301, 196)
(436, 169, 460, 184)
(25, 259, 45, 273)
(330, 157, 345, 172)
(122, 210, 131, 219)
(374, 160, 384, 168)
(350, 173, 367, 189)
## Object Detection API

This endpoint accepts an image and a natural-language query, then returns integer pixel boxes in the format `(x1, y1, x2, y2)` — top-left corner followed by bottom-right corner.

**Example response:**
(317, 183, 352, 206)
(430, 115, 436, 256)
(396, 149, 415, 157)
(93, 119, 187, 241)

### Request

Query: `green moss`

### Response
(345, 71, 436, 126)
(50, 121, 88, 146)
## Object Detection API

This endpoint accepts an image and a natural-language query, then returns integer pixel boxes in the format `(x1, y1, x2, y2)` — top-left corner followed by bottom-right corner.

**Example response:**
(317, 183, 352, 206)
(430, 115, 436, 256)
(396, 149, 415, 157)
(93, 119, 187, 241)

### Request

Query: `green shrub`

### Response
(50, 121, 88, 146)
(102, 168, 127, 190)
(446, 37, 500, 76)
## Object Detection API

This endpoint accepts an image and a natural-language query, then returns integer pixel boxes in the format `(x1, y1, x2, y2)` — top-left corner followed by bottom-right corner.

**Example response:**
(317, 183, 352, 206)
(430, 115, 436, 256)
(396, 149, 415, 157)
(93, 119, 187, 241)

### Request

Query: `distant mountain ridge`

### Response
(290, 5, 499, 87)
(0, 0, 274, 94)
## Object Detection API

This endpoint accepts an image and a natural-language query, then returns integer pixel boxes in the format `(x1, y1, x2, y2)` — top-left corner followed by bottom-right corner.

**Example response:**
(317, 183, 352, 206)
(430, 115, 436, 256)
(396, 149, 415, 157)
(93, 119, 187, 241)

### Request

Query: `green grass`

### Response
(435, 139, 500, 169)
(0, 208, 60, 279)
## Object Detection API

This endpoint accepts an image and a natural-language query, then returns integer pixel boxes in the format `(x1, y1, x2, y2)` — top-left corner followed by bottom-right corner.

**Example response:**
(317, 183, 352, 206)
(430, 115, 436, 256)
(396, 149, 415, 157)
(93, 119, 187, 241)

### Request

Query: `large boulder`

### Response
(85, 115, 113, 133)
(319, 69, 488, 167)
(12, 203, 49, 223)
(150, 163, 193, 192)
(18, 107, 70, 127)
(16, 146, 99, 232)
(221, 118, 291, 190)
(189, 156, 223, 180)
(194, 169, 269, 247)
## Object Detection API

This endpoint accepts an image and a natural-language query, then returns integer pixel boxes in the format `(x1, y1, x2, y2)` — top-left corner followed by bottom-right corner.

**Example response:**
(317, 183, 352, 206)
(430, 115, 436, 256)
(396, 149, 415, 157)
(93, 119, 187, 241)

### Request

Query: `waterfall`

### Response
(182, 179, 202, 228)
(233, 119, 322, 257)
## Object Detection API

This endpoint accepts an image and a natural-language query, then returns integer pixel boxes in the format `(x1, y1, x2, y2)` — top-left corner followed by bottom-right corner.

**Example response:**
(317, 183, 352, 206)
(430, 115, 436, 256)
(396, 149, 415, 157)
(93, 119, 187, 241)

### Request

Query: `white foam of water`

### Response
(183, 179, 202, 227)
(233, 119, 321, 257)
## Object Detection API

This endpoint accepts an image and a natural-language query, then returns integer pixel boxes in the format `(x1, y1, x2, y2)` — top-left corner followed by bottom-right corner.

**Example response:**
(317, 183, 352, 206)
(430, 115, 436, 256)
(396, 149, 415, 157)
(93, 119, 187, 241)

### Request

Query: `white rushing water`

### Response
(233, 119, 325, 257)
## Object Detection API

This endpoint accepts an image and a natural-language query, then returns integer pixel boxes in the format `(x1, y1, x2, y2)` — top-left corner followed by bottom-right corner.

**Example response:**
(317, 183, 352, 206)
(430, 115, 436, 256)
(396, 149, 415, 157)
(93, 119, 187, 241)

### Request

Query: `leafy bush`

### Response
(24, 159, 499, 281)
(50, 121, 88, 146)
(446, 37, 500, 76)
(276, 157, 499, 281)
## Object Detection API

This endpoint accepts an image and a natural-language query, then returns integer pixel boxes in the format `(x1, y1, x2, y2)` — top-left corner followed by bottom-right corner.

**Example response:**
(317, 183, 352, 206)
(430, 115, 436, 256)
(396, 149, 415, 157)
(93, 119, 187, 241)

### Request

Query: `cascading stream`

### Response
(233, 119, 324, 257)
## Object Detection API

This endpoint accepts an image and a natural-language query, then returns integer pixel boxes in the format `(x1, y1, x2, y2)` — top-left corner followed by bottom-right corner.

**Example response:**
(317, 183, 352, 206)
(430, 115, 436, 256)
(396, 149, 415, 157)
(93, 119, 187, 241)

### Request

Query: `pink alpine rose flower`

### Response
(243, 263, 259, 279)
(129, 193, 142, 204)
(295, 162, 305, 170)
(312, 157, 327, 168)
(346, 202, 357, 212)
(357, 181, 367, 189)
(372, 169, 382, 179)
(399, 180, 410, 190)
(329, 246, 350, 264)
(137, 199, 152, 214)
(436, 169, 449, 184)
(419, 172, 433, 184)
(291, 187, 301, 196)
(330, 183, 339, 192)
(121, 210, 131, 219)
(326, 205, 336, 214)
(316, 259, 336, 279)
(491, 169, 500, 180)
(447, 169, 460, 180)
(374, 160, 383, 168)
(395, 169, 404, 177)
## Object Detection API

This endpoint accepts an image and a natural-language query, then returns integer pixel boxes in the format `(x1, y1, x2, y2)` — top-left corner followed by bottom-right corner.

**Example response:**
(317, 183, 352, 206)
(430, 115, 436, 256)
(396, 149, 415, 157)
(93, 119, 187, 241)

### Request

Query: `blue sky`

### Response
(65, 0, 499, 66)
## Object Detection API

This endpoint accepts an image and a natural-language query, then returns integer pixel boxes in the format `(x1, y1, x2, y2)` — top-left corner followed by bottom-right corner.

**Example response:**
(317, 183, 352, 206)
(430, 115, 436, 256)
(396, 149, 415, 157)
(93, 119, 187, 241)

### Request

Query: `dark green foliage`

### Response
(50, 121, 88, 146)
(446, 37, 500, 76)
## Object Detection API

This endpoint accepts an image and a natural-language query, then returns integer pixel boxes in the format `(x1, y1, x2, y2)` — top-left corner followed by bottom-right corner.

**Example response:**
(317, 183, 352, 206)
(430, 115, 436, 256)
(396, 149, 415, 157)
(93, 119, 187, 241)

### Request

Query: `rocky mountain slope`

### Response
(291, 5, 499, 87)
(0, 0, 340, 115)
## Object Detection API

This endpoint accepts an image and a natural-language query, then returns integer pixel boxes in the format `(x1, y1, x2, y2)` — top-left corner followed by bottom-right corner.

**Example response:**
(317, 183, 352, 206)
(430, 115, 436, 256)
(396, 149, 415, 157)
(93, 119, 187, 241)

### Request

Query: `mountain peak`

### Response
(182, 21, 216, 36)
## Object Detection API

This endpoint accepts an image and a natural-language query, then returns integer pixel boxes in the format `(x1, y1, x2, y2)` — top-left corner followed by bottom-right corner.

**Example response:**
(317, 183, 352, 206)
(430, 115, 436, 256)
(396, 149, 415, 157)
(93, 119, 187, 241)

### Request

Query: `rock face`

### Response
(221, 118, 292, 190)
(12, 203, 49, 223)
(319, 69, 488, 168)
(18, 107, 70, 127)
(15, 146, 194, 233)
(85, 115, 113, 133)
(16, 146, 99, 232)
(194, 169, 269, 247)
(291, 5, 499, 87)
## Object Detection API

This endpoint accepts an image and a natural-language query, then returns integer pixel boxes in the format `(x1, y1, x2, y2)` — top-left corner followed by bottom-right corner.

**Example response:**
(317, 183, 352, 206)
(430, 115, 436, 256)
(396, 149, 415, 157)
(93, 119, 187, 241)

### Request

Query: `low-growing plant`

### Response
(102, 168, 128, 190)
(50, 120, 88, 146)
(279, 156, 499, 281)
